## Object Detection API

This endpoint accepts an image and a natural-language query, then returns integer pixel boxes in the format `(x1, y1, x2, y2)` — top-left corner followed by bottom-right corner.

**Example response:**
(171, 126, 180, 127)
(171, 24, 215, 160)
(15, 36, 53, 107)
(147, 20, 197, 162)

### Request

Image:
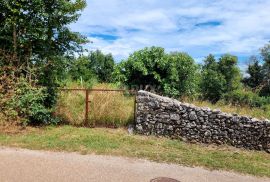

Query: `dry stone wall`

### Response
(135, 90, 270, 152)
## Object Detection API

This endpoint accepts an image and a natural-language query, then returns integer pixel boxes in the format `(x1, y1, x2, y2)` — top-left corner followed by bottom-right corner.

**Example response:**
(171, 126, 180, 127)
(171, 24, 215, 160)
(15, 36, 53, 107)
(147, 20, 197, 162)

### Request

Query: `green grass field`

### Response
(0, 125, 269, 177)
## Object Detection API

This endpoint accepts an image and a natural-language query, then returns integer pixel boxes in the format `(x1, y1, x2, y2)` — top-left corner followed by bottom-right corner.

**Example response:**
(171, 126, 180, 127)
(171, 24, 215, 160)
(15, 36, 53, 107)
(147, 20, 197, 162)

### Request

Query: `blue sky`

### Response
(70, 0, 270, 69)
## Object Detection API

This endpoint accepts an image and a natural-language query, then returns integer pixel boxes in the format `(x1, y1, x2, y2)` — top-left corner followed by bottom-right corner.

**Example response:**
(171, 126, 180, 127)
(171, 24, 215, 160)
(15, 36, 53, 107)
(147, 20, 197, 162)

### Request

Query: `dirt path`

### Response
(0, 147, 268, 182)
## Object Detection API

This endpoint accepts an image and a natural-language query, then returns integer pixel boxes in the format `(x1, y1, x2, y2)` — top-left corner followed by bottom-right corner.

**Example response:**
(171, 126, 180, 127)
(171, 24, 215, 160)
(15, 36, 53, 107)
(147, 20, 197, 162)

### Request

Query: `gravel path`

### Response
(0, 147, 268, 182)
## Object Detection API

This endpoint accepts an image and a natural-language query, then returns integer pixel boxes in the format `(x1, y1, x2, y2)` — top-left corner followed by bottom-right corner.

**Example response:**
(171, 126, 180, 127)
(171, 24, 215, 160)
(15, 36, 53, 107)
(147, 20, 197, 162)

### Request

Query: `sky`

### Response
(70, 0, 270, 69)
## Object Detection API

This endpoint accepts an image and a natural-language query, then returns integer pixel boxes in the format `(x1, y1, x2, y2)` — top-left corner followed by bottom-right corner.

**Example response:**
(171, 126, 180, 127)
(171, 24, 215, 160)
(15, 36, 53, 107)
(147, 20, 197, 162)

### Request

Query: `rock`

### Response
(213, 109, 221, 114)
(135, 90, 270, 153)
(128, 124, 134, 134)
(204, 131, 211, 137)
(170, 113, 180, 121)
(189, 111, 197, 120)
(167, 125, 174, 131)
(136, 124, 143, 131)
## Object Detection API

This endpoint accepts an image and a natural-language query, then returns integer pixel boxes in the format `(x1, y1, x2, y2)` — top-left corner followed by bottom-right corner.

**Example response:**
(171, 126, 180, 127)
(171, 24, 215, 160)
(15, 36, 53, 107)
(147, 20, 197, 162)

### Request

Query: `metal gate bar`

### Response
(60, 88, 137, 126)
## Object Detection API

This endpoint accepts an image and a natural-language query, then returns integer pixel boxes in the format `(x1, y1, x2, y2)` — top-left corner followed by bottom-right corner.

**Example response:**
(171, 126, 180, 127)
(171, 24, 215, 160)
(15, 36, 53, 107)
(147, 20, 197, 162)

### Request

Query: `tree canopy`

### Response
(115, 46, 199, 97)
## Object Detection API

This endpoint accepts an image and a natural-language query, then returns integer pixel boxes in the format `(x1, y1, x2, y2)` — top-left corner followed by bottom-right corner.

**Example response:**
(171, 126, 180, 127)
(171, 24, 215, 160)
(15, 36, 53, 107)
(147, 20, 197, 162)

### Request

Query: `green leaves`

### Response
(5, 78, 56, 125)
(201, 54, 242, 102)
(115, 47, 199, 98)
(0, 0, 88, 58)
(88, 50, 115, 82)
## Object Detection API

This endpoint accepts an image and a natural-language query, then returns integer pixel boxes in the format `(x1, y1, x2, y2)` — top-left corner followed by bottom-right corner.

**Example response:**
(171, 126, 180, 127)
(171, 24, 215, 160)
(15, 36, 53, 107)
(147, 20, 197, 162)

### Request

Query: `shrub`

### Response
(223, 89, 270, 107)
(7, 79, 58, 125)
(200, 69, 226, 102)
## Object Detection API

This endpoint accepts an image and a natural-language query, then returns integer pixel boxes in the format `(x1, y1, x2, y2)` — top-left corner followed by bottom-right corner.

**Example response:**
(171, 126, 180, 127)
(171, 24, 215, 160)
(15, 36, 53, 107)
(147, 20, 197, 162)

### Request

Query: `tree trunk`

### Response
(12, 24, 17, 58)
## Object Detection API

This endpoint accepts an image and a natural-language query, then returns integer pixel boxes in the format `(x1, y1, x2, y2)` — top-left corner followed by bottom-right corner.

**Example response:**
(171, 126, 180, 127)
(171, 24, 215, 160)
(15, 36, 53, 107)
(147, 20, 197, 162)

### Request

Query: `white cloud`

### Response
(70, 0, 270, 65)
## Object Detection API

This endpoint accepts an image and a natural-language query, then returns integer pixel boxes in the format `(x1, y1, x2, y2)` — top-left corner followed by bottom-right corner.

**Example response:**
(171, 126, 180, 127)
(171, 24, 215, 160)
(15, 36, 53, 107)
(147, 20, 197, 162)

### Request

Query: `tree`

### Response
(260, 43, 270, 96)
(116, 47, 199, 97)
(261, 43, 270, 65)
(68, 50, 115, 83)
(164, 52, 199, 97)
(69, 56, 96, 82)
(200, 55, 226, 102)
(0, 0, 87, 58)
(243, 56, 263, 89)
(0, 0, 87, 124)
(218, 54, 242, 93)
(89, 50, 115, 82)
(118, 47, 167, 91)
(202, 54, 217, 70)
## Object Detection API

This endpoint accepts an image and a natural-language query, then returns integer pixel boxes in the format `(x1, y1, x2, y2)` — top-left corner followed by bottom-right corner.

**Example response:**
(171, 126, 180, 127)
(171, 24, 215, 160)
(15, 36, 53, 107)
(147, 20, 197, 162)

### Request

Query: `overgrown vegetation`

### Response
(183, 98, 270, 120)
(0, 0, 269, 127)
(0, 126, 269, 177)
(112, 47, 200, 98)
(0, 0, 87, 125)
(56, 83, 134, 127)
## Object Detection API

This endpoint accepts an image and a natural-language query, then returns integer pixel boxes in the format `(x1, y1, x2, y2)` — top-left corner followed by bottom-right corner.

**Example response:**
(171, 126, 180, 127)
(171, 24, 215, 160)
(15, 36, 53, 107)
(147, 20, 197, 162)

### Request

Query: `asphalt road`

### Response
(0, 147, 268, 182)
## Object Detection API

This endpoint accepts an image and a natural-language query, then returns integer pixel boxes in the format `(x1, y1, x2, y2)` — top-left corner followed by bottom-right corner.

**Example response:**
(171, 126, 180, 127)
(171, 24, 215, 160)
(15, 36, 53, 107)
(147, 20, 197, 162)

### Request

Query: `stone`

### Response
(204, 131, 211, 137)
(135, 90, 270, 153)
(128, 124, 134, 134)
(167, 125, 174, 131)
(170, 113, 180, 121)
(136, 124, 143, 131)
(197, 110, 205, 116)
(213, 109, 221, 114)
(189, 111, 197, 120)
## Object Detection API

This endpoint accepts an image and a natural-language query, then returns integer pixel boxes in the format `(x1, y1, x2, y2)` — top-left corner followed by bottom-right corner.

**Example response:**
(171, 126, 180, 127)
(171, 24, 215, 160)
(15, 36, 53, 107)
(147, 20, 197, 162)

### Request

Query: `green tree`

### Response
(118, 47, 167, 91)
(243, 56, 263, 89)
(0, 0, 87, 107)
(218, 54, 242, 93)
(0, 0, 87, 124)
(89, 50, 115, 82)
(200, 54, 226, 102)
(69, 56, 96, 82)
(0, 0, 87, 61)
(116, 47, 199, 97)
(164, 52, 199, 97)
(260, 43, 270, 96)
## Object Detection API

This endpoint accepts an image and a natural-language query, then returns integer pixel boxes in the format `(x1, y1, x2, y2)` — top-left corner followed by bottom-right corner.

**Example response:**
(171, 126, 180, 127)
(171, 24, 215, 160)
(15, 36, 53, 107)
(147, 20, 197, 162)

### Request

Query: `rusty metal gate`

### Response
(60, 88, 137, 127)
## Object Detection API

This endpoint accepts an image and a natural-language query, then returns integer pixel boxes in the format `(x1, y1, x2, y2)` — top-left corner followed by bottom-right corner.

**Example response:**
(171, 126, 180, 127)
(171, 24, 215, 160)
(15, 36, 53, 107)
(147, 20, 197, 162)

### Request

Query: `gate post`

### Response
(133, 92, 137, 123)
(85, 89, 89, 126)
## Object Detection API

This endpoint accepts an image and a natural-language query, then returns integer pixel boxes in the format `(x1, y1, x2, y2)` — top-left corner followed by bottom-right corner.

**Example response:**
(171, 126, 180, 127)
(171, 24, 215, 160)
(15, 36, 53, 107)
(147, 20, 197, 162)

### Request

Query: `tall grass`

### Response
(55, 83, 135, 127)
(89, 83, 135, 127)
(56, 90, 86, 125)
(182, 99, 270, 120)
(56, 82, 269, 128)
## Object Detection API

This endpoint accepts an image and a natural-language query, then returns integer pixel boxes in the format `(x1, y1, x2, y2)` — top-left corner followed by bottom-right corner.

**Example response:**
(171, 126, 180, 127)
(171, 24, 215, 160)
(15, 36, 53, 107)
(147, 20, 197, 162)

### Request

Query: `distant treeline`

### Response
(68, 44, 270, 108)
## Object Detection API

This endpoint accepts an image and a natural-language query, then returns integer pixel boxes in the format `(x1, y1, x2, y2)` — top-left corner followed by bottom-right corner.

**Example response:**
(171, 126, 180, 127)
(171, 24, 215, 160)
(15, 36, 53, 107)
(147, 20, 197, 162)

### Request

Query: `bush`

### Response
(223, 89, 270, 107)
(200, 69, 226, 102)
(7, 79, 58, 125)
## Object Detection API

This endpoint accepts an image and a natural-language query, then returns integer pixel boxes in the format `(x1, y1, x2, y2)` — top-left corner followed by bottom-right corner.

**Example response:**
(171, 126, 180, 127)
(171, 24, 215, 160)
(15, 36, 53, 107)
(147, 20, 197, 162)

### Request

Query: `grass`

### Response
(0, 125, 269, 177)
(182, 99, 270, 120)
(56, 82, 269, 127)
(55, 83, 135, 127)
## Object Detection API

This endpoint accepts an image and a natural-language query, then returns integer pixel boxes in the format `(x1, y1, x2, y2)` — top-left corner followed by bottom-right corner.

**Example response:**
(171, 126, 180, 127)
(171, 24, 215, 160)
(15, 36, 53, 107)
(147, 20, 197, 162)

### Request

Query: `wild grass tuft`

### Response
(88, 83, 134, 127)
